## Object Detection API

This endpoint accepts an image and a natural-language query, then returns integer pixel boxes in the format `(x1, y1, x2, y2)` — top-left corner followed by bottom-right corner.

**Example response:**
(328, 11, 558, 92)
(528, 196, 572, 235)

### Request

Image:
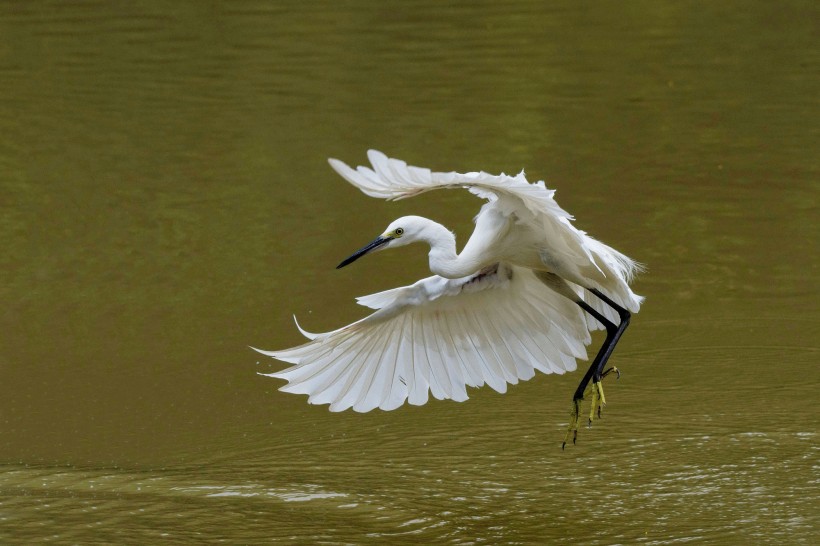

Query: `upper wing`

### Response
(328, 149, 573, 221)
(253, 264, 591, 413)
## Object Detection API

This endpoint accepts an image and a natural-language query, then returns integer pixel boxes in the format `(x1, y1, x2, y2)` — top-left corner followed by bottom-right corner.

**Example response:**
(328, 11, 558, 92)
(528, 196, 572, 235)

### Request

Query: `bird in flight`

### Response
(253, 150, 644, 448)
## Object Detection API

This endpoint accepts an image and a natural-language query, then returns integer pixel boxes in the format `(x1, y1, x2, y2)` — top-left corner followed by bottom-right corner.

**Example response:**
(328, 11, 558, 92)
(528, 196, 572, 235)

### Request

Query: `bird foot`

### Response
(562, 367, 619, 449)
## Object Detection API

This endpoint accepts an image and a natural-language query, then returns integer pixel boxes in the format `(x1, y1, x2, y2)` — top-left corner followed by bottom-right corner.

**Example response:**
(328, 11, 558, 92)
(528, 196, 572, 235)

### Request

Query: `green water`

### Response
(1, 1, 817, 543)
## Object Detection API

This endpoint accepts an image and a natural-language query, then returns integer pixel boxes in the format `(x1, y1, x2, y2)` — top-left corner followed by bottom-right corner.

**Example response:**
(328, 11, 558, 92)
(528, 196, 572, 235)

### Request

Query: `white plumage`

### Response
(254, 150, 643, 414)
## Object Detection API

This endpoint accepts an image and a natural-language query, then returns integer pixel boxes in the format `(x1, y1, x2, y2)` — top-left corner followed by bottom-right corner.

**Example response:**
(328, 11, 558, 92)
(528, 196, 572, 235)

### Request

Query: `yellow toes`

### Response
(588, 380, 607, 424)
(597, 380, 607, 407)
(588, 383, 600, 423)
(562, 400, 581, 449)
(561, 366, 621, 449)
(563, 371, 621, 448)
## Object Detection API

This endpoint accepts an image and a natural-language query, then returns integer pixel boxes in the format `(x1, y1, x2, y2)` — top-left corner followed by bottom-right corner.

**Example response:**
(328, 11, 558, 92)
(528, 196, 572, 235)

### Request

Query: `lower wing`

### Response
(253, 264, 591, 412)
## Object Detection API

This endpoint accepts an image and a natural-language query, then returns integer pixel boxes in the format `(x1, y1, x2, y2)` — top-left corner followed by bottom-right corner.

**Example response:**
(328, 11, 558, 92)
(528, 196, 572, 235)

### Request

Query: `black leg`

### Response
(562, 291, 632, 449)
(588, 289, 631, 377)
(573, 300, 618, 396)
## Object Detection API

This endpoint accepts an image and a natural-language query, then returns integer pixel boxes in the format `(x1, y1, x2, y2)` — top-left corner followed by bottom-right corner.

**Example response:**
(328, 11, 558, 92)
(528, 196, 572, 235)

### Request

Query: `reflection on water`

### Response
(1, 0, 818, 544)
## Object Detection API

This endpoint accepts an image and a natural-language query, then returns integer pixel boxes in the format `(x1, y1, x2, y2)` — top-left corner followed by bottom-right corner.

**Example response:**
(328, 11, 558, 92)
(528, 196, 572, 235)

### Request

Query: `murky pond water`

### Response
(1, 1, 817, 543)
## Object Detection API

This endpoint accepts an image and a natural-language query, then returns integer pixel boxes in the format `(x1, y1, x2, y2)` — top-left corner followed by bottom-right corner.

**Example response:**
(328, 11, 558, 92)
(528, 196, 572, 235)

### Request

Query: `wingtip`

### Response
(366, 149, 387, 163)
(327, 157, 348, 176)
(293, 314, 319, 340)
(249, 344, 303, 364)
(249, 345, 277, 357)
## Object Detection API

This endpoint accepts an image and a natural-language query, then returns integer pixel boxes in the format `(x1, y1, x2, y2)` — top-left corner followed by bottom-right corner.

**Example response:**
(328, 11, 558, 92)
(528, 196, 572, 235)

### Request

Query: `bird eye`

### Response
(395, 228, 404, 236)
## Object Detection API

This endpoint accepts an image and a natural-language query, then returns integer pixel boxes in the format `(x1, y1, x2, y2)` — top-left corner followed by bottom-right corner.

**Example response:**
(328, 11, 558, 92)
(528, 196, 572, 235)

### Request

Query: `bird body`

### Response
(254, 151, 643, 433)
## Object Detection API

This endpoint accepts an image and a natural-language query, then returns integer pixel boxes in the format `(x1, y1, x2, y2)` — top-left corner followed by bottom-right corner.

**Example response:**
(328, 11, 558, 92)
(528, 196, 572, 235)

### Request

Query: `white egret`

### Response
(254, 150, 644, 448)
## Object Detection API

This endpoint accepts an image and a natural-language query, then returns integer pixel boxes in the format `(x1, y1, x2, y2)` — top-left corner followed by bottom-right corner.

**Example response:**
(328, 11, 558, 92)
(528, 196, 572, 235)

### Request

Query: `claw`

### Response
(561, 428, 578, 450)
(561, 429, 578, 451)
(562, 399, 581, 449)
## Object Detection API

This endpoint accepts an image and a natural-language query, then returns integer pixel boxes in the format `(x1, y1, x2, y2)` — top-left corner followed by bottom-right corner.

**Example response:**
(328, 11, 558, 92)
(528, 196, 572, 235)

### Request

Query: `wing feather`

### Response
(318, 337, 370, 411)
(407, 311, 430, 406)
(330, 324, 388, 412)
(308, 338, 372, 406)
(354, 324, 398, 411)
(421, 312, 449, 401)
(521, 306, 564, 374)
(460, 304, 513, 388)
(455, 307, 505, 393)
(440, 309, 483, 389)
(380, 312, 410, 411)
(485, 308, 536, 382)
(432, 312, 469, 402)
(503, 309, 556, 375)
(496, 304, 541, 380)
(475, 305, 521, 384)
(507, 294, 565, 374)
(354, 321, 396, 412)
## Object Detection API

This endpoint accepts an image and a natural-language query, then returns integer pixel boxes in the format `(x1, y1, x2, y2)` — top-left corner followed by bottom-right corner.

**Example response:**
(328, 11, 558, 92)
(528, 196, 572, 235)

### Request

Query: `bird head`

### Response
(336, 216, 428, 269)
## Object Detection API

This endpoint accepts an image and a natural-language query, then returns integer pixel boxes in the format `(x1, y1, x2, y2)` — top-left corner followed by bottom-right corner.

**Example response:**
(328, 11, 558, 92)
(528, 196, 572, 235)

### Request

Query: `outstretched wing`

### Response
(253, 264, 590, 413)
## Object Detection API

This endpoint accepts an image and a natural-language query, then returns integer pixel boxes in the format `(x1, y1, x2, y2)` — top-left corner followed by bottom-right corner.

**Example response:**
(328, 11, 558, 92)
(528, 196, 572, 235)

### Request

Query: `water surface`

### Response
(1, 1, 818, 543)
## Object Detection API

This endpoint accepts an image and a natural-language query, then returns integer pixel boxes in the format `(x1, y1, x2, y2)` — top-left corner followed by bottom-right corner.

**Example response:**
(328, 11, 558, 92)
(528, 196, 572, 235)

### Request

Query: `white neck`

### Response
(418, 219, 485, 279)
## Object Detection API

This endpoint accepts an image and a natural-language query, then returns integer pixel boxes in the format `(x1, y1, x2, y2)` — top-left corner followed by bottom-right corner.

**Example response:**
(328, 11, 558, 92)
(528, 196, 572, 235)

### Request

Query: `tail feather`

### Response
(584, 236, 645, 314)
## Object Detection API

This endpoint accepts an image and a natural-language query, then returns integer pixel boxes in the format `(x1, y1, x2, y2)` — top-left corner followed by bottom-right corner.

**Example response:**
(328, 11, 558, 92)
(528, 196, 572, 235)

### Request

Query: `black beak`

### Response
(337, 235, 391, 269)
